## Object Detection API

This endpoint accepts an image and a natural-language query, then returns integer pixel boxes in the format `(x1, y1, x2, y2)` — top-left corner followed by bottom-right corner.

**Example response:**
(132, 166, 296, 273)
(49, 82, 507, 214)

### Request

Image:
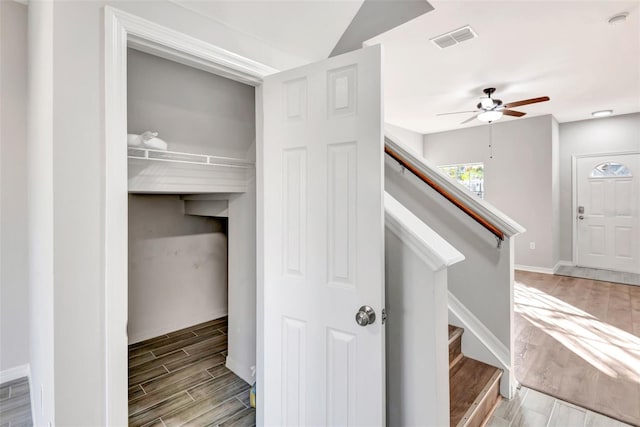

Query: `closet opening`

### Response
(126, 47, 257, 426)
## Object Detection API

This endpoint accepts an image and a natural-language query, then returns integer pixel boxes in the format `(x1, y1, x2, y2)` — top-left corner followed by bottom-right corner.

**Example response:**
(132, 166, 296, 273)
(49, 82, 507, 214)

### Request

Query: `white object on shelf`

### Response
(127, 133, 142, 147)
(127, 131, 168, 150)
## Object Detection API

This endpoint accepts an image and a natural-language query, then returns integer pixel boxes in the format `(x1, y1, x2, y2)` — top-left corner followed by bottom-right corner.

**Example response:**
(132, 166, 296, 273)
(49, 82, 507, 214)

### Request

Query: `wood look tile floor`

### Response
(514, 271, 640, 426)
(0, 377, 32, 427)
(128, 317, 255, 427)
(487, 386, 633, 427)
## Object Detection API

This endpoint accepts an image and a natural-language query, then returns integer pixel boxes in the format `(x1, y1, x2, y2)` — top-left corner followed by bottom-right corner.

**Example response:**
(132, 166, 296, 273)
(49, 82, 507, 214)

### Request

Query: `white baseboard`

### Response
(514, 264, 555, 275)
(553, 260, 573, 272)
(0, 363, 30, 384)
(225, 355, 254, 385)
(128, 308, 228, 344)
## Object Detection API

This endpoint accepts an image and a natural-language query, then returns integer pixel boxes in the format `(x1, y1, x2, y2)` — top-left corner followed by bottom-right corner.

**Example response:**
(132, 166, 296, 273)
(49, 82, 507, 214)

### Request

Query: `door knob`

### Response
(355, 306, 376, 326)
(578, 215, 584, 220)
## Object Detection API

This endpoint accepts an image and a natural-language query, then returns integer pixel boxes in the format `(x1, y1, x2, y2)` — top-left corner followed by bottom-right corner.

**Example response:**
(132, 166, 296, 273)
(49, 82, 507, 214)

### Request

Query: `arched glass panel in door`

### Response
(589, 162, 632, 178)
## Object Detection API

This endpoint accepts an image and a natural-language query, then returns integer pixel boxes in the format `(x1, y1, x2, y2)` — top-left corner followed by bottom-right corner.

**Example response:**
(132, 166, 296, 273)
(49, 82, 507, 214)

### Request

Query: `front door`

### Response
(576, 153, 640, 274)
(261, 45, 385, 426)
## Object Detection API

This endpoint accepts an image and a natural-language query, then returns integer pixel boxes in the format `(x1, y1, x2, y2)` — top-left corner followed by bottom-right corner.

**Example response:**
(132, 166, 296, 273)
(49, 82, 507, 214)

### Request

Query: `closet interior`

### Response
(126, 48, 257, 427)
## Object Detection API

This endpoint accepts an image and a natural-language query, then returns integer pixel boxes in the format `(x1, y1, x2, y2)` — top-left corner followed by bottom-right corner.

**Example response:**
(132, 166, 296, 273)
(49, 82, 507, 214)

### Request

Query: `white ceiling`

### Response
(170, 0, 364, 62)
(170, 0, 639, 135)
(368, 0, 640, 134)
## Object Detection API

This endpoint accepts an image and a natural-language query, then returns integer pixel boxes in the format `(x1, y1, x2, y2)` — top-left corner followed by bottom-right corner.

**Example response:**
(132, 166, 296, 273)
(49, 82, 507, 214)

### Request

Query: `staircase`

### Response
(449, 325, 502, 427)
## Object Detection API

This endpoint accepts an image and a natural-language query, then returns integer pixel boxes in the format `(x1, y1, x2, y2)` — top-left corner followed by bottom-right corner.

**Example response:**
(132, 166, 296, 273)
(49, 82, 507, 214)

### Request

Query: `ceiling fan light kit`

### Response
(478, 110, 503, 123)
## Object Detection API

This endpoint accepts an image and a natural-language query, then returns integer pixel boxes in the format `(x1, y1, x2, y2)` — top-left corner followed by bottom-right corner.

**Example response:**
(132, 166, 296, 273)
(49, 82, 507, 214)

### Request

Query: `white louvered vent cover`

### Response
(430, 26, 478, 49)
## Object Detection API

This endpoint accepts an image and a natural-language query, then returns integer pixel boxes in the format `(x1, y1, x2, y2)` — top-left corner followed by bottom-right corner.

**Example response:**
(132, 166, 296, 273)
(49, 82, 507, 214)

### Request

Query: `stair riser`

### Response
(449, 334, 462, 367)
(456, 373, 501, 427)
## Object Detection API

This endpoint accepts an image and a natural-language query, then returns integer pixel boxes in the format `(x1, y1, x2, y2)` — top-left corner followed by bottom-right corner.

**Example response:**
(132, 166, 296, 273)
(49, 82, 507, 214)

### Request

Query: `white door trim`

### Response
(104, 7, 275, 424)
(571, 150, 640, 268)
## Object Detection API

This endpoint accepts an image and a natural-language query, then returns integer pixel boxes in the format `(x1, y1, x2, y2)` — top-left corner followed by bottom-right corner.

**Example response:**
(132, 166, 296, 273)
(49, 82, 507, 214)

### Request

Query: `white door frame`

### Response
(104, 7, 276, 425)
(571, 150, 640, 268)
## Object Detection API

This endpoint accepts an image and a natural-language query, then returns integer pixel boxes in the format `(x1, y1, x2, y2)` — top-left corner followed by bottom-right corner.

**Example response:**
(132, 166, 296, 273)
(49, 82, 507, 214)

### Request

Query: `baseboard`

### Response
(0, 363, 30, 385)
(225, 355, 254, 385)
(553, 260, 573, 272)
(448, 292, 515, 398)
(128, 308, 228, 344)
(514, 264, 555, 275)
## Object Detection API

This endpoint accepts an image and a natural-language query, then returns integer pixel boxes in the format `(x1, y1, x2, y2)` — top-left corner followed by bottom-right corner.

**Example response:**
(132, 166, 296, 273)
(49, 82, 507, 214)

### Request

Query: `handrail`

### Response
(384, 144, 505, 242)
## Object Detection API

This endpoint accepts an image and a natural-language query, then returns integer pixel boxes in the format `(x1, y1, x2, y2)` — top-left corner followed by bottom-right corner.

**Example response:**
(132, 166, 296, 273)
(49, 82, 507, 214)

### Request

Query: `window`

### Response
(439, 162, 485, 199)
(589, 162, 632, 178)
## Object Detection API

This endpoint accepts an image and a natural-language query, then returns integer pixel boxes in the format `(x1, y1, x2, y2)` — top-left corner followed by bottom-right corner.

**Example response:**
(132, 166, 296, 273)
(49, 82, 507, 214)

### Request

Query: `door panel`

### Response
(262, 45, 385, 426)
(576, 153, 640, 273)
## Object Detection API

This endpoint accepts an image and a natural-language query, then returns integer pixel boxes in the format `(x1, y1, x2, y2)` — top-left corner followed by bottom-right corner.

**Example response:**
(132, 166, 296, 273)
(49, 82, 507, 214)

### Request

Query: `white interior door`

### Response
(261, 45, 385, 426)
(576, 153, 640, 274)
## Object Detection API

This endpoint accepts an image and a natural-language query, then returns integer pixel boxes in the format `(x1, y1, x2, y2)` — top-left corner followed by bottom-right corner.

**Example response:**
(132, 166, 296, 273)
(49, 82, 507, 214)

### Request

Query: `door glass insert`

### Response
(589, 162, 632, 178)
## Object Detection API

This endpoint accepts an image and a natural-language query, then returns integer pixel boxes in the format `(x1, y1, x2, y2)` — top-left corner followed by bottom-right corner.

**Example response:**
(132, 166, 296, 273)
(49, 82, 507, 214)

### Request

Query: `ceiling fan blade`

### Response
(504, 96, 550, 108)
(437, 110, 479, 116)
(461, 114, 478, 124)
(502, 109, 526, 117)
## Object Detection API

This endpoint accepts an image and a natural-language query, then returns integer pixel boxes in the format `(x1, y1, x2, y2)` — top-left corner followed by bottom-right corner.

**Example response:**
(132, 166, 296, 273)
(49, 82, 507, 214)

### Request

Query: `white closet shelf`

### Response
(128, 147, 254, 194)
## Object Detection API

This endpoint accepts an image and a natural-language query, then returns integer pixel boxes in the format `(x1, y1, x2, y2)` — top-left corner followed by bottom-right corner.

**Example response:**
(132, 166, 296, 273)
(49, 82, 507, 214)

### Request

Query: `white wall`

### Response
(28, 1, 56, 424)
(384, 123, 423, 156)
(385, 226, 449, 427)
(226, 170, 257, 384)
(0, 0, 29, 374)
(128, 49, 256, 159)
(128, 195, 227, 344)
(558, 113, 640, 261)
(28, 1, 304, 425)
(423, 115, 556, 269)
(552, 118, 560, 266)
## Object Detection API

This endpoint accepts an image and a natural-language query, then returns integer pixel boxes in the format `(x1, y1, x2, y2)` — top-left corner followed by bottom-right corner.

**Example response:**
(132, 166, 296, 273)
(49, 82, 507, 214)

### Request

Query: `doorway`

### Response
(574, 152, 640, 274)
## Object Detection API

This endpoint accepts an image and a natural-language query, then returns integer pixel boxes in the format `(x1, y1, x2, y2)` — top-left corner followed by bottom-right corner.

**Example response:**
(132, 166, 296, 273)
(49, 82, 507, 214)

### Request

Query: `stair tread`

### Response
(450, 356, 502, 427)
(448, 325, 463, 344)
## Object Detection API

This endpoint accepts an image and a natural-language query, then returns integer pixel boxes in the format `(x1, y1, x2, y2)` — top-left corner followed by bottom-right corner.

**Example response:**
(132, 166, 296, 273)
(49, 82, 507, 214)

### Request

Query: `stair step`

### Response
(448, 325, 464, 368)
(449, 356, 502, 427)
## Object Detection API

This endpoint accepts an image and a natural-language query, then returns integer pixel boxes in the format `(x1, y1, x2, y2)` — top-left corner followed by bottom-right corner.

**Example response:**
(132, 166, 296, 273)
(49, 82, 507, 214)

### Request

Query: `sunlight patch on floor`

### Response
(514, 281, 640, 382)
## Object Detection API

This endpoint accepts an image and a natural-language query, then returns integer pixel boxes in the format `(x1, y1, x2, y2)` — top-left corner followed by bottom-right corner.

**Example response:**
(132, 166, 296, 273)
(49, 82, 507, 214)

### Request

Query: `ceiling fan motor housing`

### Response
(478, 98, 502, 110)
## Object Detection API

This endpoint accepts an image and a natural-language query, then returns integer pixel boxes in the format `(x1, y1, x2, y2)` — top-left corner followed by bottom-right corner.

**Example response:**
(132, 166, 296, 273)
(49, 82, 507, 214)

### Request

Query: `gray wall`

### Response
(558, 113, 640, 261)
(128, 195, 228, 344)
(128, 49, 256, 159)
(0, 0, 29, 373)
(385, 156, 513, 348)
(423, 115, 556, 269)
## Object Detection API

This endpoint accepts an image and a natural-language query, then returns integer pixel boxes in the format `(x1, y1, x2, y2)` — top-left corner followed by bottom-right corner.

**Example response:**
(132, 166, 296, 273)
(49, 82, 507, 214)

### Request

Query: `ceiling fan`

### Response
(438, 88, 550, 124)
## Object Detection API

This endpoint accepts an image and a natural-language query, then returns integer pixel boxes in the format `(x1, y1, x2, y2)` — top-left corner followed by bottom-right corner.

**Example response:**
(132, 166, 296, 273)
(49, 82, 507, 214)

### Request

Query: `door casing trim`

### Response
(104, 7, 275, 424)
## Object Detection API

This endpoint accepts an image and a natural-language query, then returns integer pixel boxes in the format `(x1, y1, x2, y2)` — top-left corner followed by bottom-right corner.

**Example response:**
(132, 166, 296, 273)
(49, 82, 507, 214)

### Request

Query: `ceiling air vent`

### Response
(430, 25, 478, 49)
